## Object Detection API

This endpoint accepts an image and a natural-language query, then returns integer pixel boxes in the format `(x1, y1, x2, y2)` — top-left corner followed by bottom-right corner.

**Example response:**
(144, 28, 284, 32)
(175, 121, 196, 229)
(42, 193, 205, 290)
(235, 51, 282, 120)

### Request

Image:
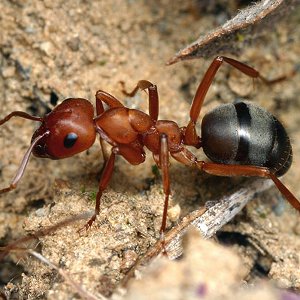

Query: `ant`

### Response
(0, 56, 299, 237)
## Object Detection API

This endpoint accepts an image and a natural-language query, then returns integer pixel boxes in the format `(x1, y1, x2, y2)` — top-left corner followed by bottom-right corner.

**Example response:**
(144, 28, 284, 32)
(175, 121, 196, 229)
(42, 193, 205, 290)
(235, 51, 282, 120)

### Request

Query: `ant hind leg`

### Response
(196, 161, 300, 212)
(171, 147, 300, 212)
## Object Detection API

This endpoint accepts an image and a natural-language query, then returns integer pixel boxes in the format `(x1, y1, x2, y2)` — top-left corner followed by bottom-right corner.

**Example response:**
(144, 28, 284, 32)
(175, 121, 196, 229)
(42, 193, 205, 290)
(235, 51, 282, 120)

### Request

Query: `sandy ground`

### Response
(0, 1, 300, 299)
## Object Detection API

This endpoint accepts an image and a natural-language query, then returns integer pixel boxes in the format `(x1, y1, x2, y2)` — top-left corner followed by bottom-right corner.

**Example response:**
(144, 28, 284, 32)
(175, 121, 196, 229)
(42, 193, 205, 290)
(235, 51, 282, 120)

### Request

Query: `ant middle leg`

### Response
(120, 80, 159, 121)
(155, 133, 171, 254)
(158, 134, 171, 236)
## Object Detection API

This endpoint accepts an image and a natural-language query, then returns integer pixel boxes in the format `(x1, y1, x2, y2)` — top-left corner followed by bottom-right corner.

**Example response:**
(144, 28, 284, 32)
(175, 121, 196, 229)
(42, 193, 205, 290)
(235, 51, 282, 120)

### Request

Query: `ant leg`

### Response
(196, 162, 300, 212)
(172, 149, 300, 212)
(95, 91, 123, 162)
(99, 138, 110, 163)
(81, 149, 117, 231)
(120, 80, 159, 121)
(158, 134, 171, 237)
(0, 131, 50, 194)
(95, 90, 124, 114)
(184, 56, 285, 147)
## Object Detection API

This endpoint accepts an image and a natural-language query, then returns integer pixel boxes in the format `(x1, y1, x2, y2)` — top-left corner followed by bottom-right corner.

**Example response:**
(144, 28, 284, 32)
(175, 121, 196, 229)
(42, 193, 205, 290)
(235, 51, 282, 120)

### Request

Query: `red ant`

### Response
(1, 56, 299, 236)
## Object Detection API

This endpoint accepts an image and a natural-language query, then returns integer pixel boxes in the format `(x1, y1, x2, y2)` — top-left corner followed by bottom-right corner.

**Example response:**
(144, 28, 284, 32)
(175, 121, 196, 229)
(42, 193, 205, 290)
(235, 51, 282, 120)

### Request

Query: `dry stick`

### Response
(167, 0, 298, 64)
(121, 179, 274, 287)
(0, 212, 92, 260)
(1, 180, 275, 292)
(27, 250, 106, 300)
(166, 179, 274, 259)
(0, 212, 99, 299)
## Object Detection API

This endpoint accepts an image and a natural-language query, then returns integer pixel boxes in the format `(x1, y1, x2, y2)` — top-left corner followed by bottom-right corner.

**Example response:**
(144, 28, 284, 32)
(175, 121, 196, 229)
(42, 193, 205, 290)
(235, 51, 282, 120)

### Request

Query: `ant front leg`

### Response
(95, 90, 124, 115)
(80, 149, 116, 231)
(184, 56, 284, 147)
(120, 80, 159, 121)
(95, 90, 124, 162)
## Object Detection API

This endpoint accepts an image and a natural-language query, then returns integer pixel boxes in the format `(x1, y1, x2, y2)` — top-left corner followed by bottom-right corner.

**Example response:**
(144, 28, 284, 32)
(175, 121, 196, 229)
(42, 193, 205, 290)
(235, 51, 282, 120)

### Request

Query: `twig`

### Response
(167, 0, 299, 64)
(0, 211, 92, 260)
(26, 249, 106, 300)
(121, 179, 274, 286)
(166, 179, 274, 259)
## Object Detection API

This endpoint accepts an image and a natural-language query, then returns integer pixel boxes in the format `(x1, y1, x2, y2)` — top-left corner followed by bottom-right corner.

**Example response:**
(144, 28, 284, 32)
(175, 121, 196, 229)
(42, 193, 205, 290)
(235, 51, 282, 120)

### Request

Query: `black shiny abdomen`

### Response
(201, 101, 292, 176)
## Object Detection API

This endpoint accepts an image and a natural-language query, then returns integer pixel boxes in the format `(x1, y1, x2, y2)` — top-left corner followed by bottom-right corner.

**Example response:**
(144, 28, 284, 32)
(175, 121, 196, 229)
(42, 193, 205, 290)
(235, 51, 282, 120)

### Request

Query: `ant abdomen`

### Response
(201, 101, 292, 176)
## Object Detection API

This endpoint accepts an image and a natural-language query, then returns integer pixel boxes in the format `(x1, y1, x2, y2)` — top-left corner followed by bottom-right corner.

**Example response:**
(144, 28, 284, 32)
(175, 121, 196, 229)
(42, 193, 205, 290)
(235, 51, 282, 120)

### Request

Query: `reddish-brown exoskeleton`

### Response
(1, 56, 299, 236)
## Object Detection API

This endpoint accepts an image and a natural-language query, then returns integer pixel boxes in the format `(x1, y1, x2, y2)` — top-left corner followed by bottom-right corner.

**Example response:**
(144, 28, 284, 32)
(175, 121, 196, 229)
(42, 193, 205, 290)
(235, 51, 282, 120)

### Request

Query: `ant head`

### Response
(32, 98, 96, 159)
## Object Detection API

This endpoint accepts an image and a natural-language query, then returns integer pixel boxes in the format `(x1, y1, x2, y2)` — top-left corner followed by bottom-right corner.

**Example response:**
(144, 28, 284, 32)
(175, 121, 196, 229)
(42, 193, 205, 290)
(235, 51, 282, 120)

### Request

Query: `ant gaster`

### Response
(1, 56, 299, 235)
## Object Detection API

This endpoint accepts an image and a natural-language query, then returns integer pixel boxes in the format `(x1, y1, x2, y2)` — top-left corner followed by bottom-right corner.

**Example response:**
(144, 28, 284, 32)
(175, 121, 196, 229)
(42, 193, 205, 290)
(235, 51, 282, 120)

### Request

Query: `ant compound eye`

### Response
(64, 132, 78, 148)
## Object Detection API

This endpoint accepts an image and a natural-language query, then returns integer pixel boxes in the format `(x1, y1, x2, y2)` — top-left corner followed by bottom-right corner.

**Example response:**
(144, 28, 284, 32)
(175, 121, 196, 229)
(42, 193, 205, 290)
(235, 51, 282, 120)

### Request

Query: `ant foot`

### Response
(159, 232, 168, 257)
(77, 214, 97, 234)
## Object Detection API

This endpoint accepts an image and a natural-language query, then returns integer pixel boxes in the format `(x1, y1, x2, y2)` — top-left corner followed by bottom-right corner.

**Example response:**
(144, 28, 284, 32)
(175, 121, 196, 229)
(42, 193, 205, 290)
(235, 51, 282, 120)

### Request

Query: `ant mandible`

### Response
(1, 56, 299, 236)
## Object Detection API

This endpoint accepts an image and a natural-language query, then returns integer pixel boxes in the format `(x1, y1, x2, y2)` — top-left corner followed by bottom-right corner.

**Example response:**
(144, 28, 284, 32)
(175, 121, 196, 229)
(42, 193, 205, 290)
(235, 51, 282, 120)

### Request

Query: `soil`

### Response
(0, 1, 299, 299)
